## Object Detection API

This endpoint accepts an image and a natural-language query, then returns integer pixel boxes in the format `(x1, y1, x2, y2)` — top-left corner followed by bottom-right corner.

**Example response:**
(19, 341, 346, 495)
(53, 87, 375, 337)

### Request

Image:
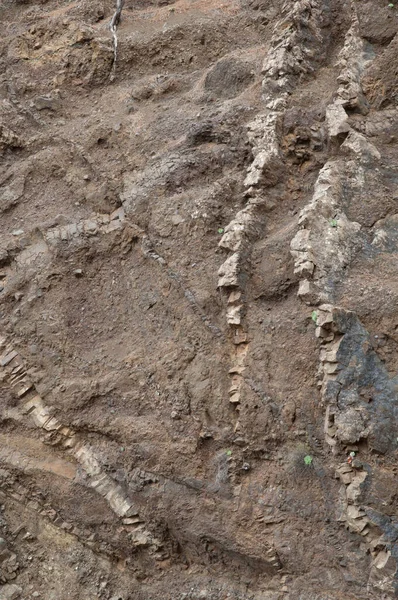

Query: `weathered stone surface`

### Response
(244, 113, 283, 189)
(0, 584, 22, 599)
(204, 57, 254, 100)
(2, 0, 398, 598)
(325, 103, 350, 139)
(219, 207, 254, 252)
(0, 124, 23, 153)
(335, 408, 369, 444)
(341, 130, 381, 161)
(297, 279, 319, 304)
(217, 253, 240, 288)
(291, 160, 362, 301)
(0, 174, 25, 212)
(33, 95, 61, 111)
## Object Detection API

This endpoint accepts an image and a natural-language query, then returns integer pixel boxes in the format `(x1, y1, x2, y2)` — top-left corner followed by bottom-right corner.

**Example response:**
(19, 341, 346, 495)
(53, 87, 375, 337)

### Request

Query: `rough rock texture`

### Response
(1, 0, 398, 598)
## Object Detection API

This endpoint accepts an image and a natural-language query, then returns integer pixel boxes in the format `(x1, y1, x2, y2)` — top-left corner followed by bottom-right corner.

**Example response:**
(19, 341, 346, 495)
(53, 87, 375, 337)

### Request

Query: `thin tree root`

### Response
(109, 0, 125, 81)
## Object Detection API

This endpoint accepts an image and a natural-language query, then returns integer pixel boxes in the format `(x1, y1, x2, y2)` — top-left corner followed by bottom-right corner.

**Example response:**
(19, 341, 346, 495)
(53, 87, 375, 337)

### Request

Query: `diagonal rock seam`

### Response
(0, 341, 282, 572)
(290, 11, 379, 306)
(217, 0, 325, 411)
(0, 338, 165, 556)
(289, 6, 398, 592)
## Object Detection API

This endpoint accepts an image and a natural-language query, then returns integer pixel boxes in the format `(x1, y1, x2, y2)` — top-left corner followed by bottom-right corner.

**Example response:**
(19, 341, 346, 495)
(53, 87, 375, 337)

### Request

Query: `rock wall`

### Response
(1, 0, 398, 598)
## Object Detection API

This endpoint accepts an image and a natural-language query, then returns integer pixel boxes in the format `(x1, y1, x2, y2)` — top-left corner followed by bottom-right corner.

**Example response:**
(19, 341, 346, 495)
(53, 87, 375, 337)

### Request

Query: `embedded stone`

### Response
(218, 253, 239, 288)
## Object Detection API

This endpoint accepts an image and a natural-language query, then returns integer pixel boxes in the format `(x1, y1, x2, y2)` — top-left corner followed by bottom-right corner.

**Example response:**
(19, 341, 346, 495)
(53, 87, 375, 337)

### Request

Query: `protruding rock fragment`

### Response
(0, 351, 18, 367)
(0, 584, 22, 599)
(226, 304, 242, 325)
(326, 103, 350, 139)
(297, 279, 319, 305)
(244, 113, 283, 189)
(218, 253, 239, 288)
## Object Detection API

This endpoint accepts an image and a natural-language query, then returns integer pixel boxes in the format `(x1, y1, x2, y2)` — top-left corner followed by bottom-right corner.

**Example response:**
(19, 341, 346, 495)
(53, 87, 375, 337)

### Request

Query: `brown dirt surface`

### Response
(1, 0, 398, 599)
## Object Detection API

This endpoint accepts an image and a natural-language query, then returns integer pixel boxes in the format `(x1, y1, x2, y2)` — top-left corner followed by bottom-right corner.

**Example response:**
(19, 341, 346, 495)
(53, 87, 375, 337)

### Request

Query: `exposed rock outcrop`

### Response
(2, 0, 398, 597)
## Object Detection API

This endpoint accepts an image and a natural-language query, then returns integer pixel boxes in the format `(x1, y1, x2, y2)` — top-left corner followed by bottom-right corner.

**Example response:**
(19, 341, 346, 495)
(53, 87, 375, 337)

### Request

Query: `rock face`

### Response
(1, 0, 398, 598)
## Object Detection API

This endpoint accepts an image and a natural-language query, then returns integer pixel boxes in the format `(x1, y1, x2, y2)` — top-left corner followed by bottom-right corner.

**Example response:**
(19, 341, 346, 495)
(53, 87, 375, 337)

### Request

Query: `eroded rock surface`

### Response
(1, 0, 398, 598)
